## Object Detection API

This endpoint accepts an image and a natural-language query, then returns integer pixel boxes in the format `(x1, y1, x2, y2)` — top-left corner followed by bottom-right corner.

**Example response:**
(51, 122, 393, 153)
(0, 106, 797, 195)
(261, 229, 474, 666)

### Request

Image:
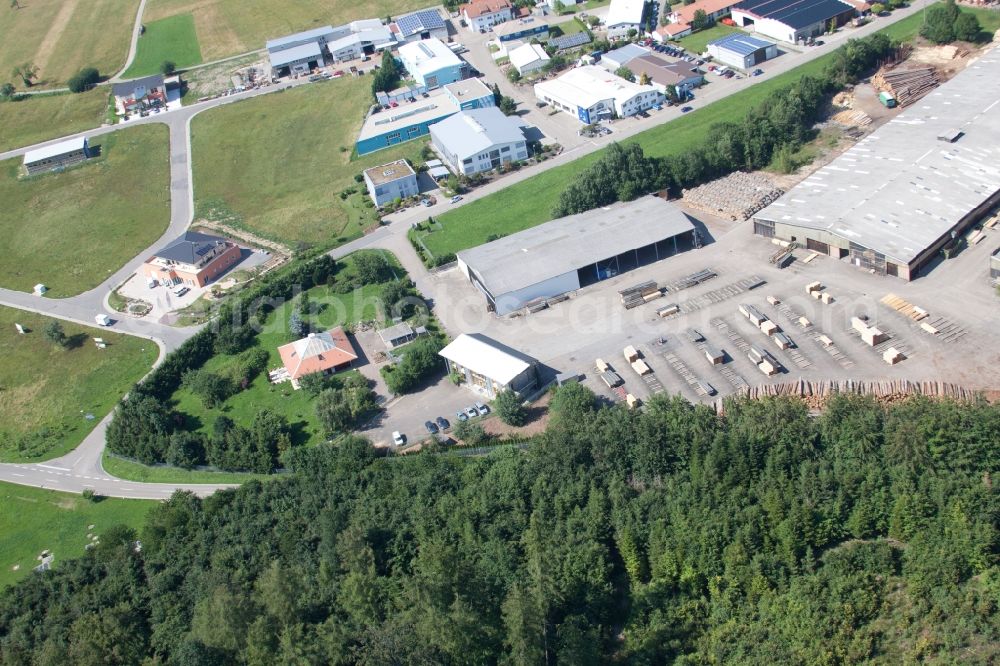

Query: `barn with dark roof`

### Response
(731, 0, 856, 43)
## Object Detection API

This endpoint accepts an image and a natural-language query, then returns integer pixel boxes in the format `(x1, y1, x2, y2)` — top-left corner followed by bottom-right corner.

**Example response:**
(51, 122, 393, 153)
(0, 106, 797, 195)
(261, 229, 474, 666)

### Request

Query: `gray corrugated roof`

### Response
(459, 196, 695, 296)
(269, 42, 323, 68)
(755, 47, 1000, 265)
(429, 107, 525, 161)
(154, 231, 230, 264)
(112, 74, 164, 98)
(266, 26, 335, 51)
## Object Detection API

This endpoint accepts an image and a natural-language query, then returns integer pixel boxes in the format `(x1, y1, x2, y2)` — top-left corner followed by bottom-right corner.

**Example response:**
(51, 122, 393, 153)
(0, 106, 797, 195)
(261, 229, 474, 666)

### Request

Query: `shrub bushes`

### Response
(67, 67, 100, 93)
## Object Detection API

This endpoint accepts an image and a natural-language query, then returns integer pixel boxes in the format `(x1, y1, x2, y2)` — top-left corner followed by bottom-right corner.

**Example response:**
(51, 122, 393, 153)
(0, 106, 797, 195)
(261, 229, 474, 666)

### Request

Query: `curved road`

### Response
(0, 0, 938, 500)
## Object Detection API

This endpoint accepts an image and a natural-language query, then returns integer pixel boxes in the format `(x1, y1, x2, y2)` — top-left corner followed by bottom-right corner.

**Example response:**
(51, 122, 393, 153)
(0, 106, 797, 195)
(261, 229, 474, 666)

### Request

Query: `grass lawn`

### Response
(677, 23, 742, 54)
(0, 124, 170, 296)
(191, 76, 426, 247)
(0, 0, 140, 89)
(416, 4, 987, 259)
(121, 14, 203, 78)
(0, 482, 154, 589)
(144, 0, 435, 61)
(102, 453, 268, 483)
(0, 306, 158, 462)
(0, 90, 108, 152)
(168, 250, 399, 444)
(550, 18, 587, 38)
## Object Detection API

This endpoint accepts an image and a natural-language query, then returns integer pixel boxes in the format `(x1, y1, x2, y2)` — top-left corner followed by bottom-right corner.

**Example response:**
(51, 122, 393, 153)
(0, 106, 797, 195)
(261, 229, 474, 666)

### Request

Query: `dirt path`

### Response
(33, 0, 81, 79)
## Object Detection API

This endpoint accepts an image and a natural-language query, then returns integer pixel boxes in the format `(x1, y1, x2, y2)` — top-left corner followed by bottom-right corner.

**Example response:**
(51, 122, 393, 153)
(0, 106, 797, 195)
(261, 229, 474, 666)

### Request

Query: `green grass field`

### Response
(0, 482, 154, 589)
(191, 76, 426, 247)
(121, 14, 203, 78)
(0, 90, 108, 152)
(417, 5, 993, 258)
(0, 0, 140, 88)
(102, 454, 267, 483)
(168, 251, 397, 444)
(550, 18, 587, 38)
(144, 0, 436, 61)
(0, 124, 170, 296)
(677, 24, 742, 54)
(0, 306, 158, 462)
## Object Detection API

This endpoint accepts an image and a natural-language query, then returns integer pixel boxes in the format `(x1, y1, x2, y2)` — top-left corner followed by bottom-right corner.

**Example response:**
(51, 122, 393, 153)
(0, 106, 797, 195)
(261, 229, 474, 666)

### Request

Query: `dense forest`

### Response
(1, 390, 998, 664)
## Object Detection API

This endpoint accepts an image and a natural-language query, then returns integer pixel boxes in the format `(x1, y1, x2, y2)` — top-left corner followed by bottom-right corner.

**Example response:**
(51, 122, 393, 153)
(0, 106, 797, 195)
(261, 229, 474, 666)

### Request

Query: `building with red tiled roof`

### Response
(668, 0, 743, 25)
(460, 0, 514, 32)
(651, 22, 693, 41)
(278, 327, 358, 382)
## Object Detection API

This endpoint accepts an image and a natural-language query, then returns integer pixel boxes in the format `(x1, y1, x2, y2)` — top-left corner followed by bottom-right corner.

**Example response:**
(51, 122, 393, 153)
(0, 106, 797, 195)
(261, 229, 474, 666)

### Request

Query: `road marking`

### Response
(38, 464, 71, 471)
(12, 473, 24, 477)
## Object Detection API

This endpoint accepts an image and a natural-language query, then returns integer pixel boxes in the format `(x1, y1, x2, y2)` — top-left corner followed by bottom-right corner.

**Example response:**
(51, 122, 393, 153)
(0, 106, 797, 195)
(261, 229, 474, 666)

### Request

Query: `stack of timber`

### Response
(831, 109, 873, 127)
(681, 172, 785, 221)
(619, 281, 661, 309)
(873, 66, 939, 107)
(715, 378, 979, 413)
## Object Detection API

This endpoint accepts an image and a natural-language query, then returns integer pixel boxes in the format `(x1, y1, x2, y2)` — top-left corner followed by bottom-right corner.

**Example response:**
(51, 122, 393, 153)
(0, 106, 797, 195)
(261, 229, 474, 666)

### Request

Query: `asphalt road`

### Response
(0, 0, 938, 499)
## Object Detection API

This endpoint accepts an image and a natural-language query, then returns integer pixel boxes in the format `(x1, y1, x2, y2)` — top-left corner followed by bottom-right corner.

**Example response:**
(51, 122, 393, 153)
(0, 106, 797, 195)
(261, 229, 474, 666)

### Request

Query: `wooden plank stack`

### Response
(714, 379, 981, 413)
(619, 281, 660, 309)
(873, 66, 939, 107)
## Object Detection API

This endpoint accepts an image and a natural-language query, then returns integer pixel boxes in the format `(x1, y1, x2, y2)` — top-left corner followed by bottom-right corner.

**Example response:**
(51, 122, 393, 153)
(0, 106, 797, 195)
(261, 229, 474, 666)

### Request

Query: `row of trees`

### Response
(920, 0, 983, 44)
(2, 391, 997, 663)
(553, 32, 899, 217)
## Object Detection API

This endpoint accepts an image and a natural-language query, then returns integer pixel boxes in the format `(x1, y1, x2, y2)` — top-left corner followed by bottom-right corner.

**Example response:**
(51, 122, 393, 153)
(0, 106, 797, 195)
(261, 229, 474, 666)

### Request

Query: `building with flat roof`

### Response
(141, 231, 242, 288)
(607, 0, 648, 39)
(392, 9, 449, 43)
(707, 32, 778, 69)
(363, 159, 419, 206)
(628, 54, 704, 91)
(457, 196, 695, 314)
(269, 42, 324, 76)
(461, 0, 514, 33)
(278, 328, 358, 385)
(753, 47, 1000, 280)
(430, 107, 528, 175)
(325, 19, 396, 62)
(509, 42, 550, 75)
(534, 65, 664, 123)
(23, 137, 90, 175)
(398, 38, 468, 88)
(731, 0, 855, 43)
(600, 43, 651, 71)
(439, 333, 539, 398)
(378, 322, 427, 349)
(357, 78, 494, 155)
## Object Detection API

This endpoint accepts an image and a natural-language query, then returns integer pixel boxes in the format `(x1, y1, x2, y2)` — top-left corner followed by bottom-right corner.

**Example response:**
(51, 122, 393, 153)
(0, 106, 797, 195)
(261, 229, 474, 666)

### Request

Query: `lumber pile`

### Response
(831, 109, 873, 127)
(619, 281, 660, 309)
(873, 66, 939, 107)
(714, 379, 981, 413)
(681, 172, 785, 221)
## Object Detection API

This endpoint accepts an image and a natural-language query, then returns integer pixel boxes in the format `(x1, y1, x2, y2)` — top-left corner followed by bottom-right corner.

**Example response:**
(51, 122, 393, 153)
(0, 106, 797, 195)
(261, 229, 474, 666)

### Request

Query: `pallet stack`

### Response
(873, 66, 939, 107)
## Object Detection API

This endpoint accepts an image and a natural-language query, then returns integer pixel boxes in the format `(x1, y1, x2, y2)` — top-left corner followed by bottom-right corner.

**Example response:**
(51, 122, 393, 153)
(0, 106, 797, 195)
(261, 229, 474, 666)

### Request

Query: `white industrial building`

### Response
(534, 65, 664, 123)
(398, 38, 468, 88)
(606, 0, 649, 39)
(430, 107, 528, 175)
(731, 0, 855, 43)
(23, 137, 91, 175)
(325, 19, 396, 62)
(439, 333, 540, 398)
(599, 43, 651, 72)
(363, 159, 419, 206)
(457, 196, 696, 314)
(752, 47, 1000, 280)
(509, 43, 550, 75)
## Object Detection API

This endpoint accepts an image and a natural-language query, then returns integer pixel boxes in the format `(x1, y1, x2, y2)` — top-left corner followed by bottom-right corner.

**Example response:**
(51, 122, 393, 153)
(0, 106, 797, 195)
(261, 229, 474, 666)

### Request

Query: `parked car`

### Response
(392, 431, 406, 445)
(421, 198, 432, 207)
(424, 420, 439, 434)
(464, 406, 478, 419)
(752, 68, 764, 76)
(456, 410, 469, 422)
(436, 416, 450, 430)
(450, 195, 463, 203)
(174, 286, 190, 297)
(681, 106, 693, 113)
(475, 402, 489, 416)
(535, 101, 547, 108)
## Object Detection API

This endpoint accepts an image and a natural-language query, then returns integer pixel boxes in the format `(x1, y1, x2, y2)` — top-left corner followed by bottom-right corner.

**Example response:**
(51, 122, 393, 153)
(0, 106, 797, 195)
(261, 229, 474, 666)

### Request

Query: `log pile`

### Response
(715, 379, 979, 413)
(619, 281, 660, 309)
(873, 66, 939, 107)
(831, 109, 873, 127)
(682, 172, 785, 221)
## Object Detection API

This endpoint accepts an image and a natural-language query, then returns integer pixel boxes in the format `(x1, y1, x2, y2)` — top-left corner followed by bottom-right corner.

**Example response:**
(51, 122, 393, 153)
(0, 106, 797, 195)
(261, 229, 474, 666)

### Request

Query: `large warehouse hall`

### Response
(457, 196, 696, 315)
(752, 47, 1000, 280)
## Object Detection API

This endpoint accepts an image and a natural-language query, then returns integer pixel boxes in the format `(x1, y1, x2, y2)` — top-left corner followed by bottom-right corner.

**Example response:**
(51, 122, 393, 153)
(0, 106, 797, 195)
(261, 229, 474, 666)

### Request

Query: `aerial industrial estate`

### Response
(0, 0, 999, 657)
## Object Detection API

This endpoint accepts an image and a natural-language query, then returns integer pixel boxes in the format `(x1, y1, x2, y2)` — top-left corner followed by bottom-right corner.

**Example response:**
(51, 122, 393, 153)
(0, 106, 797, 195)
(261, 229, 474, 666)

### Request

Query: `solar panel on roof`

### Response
(397, 9, 445, 36)
(736, 0, 853, 29)
(550, 32, 591, 50)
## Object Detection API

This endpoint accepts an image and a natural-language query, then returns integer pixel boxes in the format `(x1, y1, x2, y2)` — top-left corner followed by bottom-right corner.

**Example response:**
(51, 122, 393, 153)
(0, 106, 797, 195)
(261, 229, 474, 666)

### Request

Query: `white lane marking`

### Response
(38, 464, 71, 471)
(12, 473, 24, 477)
